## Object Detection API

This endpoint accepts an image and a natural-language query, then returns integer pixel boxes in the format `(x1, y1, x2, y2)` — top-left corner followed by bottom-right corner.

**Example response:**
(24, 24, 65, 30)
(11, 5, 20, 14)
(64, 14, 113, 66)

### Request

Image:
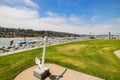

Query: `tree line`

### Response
(0, 26, 80, 38)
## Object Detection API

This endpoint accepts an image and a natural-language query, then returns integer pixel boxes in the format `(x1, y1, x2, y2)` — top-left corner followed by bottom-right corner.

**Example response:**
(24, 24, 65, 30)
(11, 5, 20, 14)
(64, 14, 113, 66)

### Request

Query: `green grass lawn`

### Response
(0, 40, 120, 80)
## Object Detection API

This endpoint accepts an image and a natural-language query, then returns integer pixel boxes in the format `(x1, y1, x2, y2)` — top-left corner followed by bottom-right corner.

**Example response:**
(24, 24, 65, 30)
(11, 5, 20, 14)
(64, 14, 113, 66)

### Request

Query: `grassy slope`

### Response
(0, 40, 120, 80)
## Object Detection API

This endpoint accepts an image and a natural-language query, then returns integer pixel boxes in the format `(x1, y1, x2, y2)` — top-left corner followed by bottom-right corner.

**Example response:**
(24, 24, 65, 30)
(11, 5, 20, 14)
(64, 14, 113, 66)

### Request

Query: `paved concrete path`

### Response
(14, 64, 104, 80)
(114, 50, 120, 59)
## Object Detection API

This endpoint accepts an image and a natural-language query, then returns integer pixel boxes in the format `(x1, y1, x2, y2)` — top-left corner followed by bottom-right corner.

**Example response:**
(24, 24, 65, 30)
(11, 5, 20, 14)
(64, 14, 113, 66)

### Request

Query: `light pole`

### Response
(108, 32, 111, 40)
(41, 36, 47, 70)
(34, 36, 49, 79)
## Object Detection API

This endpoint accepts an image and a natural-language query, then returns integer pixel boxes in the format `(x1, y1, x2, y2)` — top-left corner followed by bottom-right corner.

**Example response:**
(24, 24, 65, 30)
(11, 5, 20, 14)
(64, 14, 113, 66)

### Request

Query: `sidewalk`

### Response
(114, 50, 120, 58)
(14, 63, 104, 80)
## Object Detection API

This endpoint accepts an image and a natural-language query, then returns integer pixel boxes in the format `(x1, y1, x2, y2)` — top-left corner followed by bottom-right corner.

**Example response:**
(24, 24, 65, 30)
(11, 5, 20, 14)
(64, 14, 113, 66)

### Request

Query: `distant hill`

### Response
(0, 26, 80, 38)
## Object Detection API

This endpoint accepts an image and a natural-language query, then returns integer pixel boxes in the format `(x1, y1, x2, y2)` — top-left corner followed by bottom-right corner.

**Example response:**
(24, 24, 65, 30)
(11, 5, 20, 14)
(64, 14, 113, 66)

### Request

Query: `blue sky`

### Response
(0, 0, 120, 34)
(36, 0, 120, 22)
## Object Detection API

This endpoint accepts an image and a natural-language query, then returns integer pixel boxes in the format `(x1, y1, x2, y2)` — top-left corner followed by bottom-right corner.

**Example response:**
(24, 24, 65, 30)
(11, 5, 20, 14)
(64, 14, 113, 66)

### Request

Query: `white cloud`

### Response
(0, 5, 40, 29)
(45, 12, 58, 17)
(0, 0, 39, 9)
(69, 15, 84, 25)
(91, 15, 99, 22)
(0, 6, 39, 20)
(0, 3, 120, 34)
(22, 0, 39, 8)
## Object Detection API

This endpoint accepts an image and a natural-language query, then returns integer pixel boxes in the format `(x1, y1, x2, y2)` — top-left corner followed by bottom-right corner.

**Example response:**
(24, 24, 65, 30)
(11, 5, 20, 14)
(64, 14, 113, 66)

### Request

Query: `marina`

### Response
(0, 36, 88, 56)
(0, 35, 119, 56)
